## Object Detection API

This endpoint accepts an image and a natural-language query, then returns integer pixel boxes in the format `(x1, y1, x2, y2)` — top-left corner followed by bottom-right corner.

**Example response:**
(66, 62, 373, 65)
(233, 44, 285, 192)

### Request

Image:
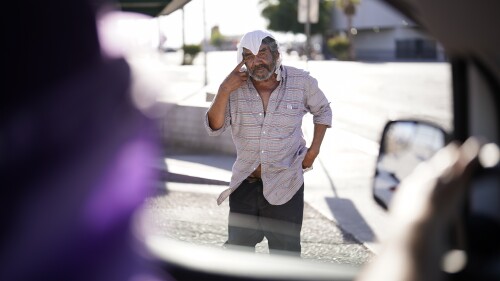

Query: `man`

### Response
(204, 30, 332, 256)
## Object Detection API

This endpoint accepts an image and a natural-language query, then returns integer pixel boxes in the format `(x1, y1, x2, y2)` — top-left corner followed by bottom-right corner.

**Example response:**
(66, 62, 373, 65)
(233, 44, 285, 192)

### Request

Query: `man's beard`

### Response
(249, 60, 277, 81)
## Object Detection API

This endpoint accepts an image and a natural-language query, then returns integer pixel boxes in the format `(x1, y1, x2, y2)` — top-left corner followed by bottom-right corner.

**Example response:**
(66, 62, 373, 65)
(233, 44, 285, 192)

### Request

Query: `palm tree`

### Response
(336, 0, 360, 60)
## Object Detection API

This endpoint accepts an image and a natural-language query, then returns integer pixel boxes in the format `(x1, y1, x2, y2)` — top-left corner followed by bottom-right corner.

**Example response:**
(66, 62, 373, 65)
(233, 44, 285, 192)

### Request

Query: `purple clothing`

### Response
(1, 1, 172, 280)
(1, 56, 169, 281)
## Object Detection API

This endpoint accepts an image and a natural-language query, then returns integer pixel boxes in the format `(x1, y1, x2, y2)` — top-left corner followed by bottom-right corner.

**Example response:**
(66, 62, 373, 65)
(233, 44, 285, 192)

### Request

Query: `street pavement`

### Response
(127, 49, 451, 265)
(143, 151, 374, 265)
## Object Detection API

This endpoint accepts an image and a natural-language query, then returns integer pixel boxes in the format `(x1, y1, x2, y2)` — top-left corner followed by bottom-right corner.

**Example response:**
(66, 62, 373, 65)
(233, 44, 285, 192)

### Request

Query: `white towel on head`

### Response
(236, 30, 282, 81)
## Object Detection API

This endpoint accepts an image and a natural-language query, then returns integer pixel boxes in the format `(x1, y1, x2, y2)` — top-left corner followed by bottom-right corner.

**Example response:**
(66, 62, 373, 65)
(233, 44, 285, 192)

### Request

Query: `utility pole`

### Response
(202, 0, 208, 86)
(182, 7, 185, 47)
(298, 0, 318, 61)
(305, 0, 311, 61)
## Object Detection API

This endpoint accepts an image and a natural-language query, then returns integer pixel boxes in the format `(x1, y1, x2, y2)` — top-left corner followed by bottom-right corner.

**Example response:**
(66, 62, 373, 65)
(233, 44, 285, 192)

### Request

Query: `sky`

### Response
(159, 0, 269, 48)
(98, 0, 306, 56)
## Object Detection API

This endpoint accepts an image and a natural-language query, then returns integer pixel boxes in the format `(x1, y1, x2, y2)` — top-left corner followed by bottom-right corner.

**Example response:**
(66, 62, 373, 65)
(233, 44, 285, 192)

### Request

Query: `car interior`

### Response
(5, 0, 497, 280)
(144, 0, 500, 280)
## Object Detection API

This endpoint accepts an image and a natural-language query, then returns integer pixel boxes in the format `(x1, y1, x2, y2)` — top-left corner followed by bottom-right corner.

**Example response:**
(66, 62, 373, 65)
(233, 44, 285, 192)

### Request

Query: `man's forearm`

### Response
(207, 87, 231, 130)
(209, 59, 248, 130)
(309, 124, 328, 153)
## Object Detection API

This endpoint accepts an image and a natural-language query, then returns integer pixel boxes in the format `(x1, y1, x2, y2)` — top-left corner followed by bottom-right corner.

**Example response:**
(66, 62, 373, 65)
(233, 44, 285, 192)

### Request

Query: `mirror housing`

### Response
(373, 120, 449, 210)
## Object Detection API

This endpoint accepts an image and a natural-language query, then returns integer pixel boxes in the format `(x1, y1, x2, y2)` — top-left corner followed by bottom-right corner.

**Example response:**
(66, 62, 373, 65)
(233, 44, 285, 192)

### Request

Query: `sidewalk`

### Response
(158, 147, 384, 252)
(146, 151, 374, 264)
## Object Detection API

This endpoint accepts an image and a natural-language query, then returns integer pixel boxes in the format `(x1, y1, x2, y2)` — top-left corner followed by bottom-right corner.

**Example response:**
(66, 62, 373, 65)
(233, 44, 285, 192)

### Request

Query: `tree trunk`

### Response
(347, 15, 355, 60)
(344, 1, 356, 61)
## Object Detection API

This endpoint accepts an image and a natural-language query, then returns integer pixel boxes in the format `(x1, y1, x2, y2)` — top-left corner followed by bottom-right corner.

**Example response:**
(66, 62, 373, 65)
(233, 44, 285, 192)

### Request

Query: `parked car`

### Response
(146, 0, 500, 280)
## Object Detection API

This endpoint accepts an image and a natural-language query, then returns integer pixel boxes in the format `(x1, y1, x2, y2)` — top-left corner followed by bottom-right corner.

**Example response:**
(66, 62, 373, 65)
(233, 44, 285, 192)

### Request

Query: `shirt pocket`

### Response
(272, 102, 304, 137)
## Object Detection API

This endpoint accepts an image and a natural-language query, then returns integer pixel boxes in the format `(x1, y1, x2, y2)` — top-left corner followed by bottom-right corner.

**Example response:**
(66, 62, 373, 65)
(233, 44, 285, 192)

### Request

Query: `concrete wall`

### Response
(160, 103, 236, 155)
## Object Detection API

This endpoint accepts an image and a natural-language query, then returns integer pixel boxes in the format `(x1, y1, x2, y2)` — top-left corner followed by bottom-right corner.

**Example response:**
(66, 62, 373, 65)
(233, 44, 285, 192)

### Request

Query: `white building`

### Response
(331, 0, 446, 61)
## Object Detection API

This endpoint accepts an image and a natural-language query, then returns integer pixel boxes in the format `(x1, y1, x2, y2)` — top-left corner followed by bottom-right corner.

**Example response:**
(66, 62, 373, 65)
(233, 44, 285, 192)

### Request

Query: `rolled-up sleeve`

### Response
(305, 76, 332, 127)
(204, 103, 231, 136)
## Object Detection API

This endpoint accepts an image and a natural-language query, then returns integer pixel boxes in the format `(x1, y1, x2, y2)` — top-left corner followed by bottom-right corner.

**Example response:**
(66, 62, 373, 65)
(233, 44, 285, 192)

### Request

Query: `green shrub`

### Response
(182, 44, 201, 56)
(327, 35, 350, 61)
(182, 44, 201, 65)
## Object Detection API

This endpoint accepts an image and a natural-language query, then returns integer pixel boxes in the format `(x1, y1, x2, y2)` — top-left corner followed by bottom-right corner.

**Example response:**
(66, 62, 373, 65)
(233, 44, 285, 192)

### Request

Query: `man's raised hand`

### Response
(219, 60, 248, 94)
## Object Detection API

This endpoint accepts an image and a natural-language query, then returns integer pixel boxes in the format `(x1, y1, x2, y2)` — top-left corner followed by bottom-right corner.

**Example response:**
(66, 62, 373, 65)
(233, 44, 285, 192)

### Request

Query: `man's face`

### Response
(242, 45, 277, 81)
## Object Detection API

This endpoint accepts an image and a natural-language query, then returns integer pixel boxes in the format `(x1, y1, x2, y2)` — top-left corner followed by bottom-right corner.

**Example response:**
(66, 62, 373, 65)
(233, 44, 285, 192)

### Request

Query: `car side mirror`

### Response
(373, 120, 448, 210)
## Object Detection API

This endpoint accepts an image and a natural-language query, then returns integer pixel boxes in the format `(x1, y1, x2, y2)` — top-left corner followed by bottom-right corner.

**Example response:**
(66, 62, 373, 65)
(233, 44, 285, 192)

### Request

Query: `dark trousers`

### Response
(225, 179, 304, 256)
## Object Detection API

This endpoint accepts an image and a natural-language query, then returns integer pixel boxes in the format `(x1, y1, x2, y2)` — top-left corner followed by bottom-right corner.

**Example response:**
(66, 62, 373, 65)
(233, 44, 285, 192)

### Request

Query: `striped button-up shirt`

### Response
(204, 65, 332, 205)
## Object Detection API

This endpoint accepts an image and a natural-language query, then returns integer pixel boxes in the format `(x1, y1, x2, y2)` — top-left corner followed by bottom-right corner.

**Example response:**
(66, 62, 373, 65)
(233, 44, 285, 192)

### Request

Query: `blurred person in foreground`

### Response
(205, 30, 332, 256)
(357, 137, 499, 281)
(1, 1, 170, 280)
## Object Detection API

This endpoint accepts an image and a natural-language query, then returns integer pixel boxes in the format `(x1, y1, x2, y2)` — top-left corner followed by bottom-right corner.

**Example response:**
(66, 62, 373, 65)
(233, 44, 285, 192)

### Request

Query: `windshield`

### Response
(3, 0, 455, 280)
(131, 0, 451, 266)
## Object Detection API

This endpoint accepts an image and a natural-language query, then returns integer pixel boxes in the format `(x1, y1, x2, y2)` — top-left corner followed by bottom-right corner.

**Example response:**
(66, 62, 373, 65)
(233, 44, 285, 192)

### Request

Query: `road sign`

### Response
(298, 0, 319, 24)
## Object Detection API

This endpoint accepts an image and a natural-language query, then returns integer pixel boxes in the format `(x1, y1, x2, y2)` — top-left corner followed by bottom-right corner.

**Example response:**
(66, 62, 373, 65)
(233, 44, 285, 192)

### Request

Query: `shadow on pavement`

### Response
(316, 158, 375, 244)
(325, 197, 375, 243)
(161, 171, 230, 186)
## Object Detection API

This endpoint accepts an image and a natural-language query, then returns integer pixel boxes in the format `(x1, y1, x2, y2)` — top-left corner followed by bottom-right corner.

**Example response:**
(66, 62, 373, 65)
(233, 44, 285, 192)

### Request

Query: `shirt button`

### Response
(259, 113, 262, 116)
(263, 131, 266, 134)
(261, 150, 265, 153)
